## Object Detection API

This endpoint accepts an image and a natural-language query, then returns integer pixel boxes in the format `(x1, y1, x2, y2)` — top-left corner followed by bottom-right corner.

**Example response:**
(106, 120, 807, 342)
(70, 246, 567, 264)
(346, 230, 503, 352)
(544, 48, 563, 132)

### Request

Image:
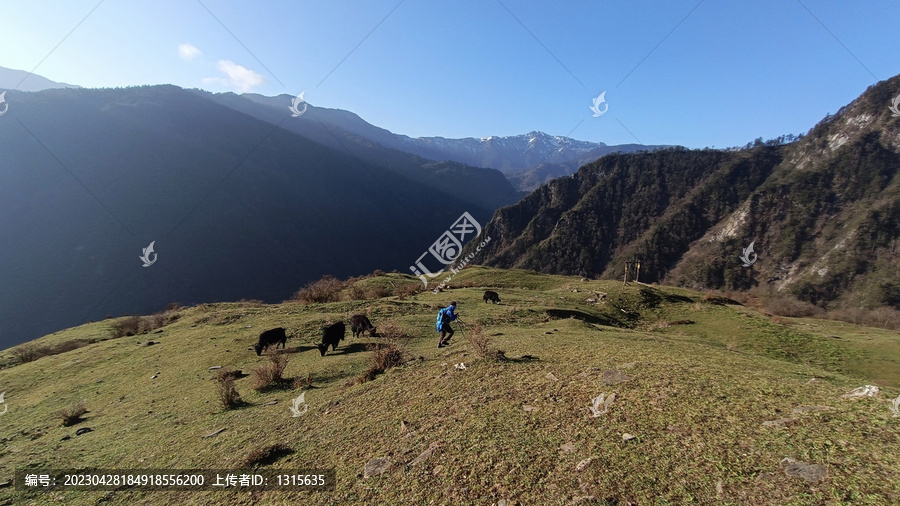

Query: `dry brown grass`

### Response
(250, 352, 291, 390)
(236, 443, 293, 468)
(370, 342, 405, 370)
(366, 284, 392, 299)
(11, 344, 47, 363)
(54, 402, 88, 426)
(215, 368, 242, 409)
(10, 339, 92, 364)
(110, 308, 181, 338)
(763, 295, 823, 318)
(346, 283, 368, 300)
(823, 306, 900, 330)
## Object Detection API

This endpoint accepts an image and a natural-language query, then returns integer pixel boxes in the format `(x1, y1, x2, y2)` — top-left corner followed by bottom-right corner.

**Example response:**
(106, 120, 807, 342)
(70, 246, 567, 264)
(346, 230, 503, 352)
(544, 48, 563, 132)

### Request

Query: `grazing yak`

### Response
(350, 314, 377, 338)
(254, 327, 288, 356)
(483, 290, 501, 304)
(317, 322, 346, 356)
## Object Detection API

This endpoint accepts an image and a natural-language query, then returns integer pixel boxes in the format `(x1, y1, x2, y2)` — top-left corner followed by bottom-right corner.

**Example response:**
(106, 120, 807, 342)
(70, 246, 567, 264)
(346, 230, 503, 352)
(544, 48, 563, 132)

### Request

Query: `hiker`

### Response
(436, 301, 459, 348)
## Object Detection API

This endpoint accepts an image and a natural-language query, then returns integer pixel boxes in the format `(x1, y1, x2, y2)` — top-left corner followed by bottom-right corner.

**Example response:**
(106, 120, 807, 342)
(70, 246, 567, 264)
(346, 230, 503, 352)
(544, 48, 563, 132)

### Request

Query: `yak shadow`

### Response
(322, 342, 370, 356)
(504, 354, 540, 363)
(284, 345, 319, 354)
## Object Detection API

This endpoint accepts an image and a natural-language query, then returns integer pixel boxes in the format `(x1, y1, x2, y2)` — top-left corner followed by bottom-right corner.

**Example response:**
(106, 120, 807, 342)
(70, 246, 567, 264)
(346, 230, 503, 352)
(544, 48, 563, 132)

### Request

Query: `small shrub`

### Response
(868, 306, 900, 330)
(346, 284, 368, 301)
(251, 352, 290, 390)
(466, 323, 506, 361)
(292, 275, 346, 303)
(11, 344, 50, 363)
(165, 302, 182, 311)
(370, 342, 404, 370)
(351, 342, 405, 385)
(10, 340, 91, 365)
(718, 290, 751, 304)
(703, 293, 739, 305)
(366, 284, 391, 299)
(293, 373, 313, 390)
(111, 316, 142, 337)
(823, 306, 900, 330)
(396, 283, 419, 300)
(237, 443, 293, 468)
(764, 296, 822, 318)
(373, 269, 385, 276)
(216, 368, 242, 409)
(55, 402, 88, 426)
(110, 310, 180, 338)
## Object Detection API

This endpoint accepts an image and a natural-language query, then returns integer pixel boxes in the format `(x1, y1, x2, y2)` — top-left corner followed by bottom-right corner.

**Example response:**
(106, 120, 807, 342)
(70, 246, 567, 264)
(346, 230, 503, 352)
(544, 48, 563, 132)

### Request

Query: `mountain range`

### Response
(469, 74, 900, 311)
(232, 92, 665, 191)
(0, 66, 81, 92)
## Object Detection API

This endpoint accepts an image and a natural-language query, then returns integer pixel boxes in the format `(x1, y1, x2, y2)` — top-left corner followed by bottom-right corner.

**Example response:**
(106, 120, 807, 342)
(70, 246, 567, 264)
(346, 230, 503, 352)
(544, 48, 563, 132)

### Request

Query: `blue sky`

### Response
(1, 0, 897, 148)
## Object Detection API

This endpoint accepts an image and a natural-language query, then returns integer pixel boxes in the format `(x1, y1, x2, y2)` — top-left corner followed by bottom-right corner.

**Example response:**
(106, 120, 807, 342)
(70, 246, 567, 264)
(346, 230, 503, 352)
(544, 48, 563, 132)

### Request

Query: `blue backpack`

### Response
(436, 307, 451, 332)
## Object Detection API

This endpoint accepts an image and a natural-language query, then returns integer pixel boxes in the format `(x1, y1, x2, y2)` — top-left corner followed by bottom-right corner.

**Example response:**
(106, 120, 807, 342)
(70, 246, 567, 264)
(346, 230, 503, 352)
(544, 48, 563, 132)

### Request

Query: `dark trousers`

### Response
(439, 324, 454, 345)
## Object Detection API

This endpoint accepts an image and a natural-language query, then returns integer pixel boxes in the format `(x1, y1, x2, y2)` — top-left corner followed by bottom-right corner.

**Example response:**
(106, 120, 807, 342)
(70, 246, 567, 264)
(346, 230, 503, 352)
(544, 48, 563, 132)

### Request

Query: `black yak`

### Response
(254, 327, 287, 356)
(317, 322, 346, 356)
(483, 290, 501, 304)
(350, 314, 377, 338)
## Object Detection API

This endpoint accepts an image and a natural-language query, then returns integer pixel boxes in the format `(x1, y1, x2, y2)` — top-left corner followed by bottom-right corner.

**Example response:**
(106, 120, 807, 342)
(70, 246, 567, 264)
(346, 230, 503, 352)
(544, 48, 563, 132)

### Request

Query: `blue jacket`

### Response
(436, 305, 457, 332)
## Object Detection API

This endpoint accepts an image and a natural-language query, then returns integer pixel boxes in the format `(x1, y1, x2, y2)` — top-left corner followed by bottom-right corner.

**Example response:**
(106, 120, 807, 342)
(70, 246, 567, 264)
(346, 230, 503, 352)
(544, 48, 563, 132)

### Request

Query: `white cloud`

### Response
(203, 60, 265, 93)
(178, 43, 202, 61)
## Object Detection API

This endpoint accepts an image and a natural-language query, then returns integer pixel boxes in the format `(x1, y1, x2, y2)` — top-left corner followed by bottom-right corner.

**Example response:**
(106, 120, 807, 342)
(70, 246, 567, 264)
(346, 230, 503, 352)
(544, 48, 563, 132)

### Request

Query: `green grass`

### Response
(1, 267, 898, 505)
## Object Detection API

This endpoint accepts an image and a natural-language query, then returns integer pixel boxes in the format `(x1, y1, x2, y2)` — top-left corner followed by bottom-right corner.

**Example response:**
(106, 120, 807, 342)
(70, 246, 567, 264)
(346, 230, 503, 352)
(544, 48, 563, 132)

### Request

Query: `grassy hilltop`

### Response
(1, 266, 898, 505)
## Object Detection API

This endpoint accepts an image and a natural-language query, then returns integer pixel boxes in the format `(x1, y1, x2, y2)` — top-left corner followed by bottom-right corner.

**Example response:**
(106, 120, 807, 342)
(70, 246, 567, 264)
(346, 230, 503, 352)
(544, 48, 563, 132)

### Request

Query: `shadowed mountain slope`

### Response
(0, 85, 498, 349)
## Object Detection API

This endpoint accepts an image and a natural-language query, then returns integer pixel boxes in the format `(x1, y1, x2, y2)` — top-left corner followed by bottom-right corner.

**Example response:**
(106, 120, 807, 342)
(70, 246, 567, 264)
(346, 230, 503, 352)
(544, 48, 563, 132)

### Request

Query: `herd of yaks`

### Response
(250, 290, 503, 357)
(251, 314, 376, 357)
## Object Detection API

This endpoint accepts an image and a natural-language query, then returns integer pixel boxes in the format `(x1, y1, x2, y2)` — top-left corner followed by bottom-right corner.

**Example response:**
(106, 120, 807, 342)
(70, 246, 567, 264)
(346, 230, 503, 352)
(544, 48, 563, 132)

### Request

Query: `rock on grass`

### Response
(780, 457, 826, 483)
(364, 457, 391, 478)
